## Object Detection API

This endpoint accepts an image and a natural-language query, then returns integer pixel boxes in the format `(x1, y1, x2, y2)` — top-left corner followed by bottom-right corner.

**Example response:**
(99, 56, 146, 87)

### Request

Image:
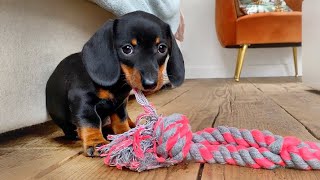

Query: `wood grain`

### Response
(203, 164, 320, 180)
(0, 149, 81, 180)
(202, 78, 320, 180)
(127, 79, 199, 118)
(41, 156, 200, 180)
(0, 121, 81, 149)
(0, 120, 82, 180)
(248, 77, 320, 139)
(158, 79, 229, 131)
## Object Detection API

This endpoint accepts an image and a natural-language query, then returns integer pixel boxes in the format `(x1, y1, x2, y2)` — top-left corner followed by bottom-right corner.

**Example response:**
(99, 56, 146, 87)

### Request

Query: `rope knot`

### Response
(154, 114, 193, 162)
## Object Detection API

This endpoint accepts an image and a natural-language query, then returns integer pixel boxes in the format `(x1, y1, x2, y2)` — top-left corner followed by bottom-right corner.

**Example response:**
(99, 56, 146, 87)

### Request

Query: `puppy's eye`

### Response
(158, 43, 167, 54)
(121, 45, 133, 55)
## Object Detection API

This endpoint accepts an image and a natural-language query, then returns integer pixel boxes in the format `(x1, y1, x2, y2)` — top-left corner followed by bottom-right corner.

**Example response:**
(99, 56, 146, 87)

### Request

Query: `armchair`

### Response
(215, 0, 302, 81)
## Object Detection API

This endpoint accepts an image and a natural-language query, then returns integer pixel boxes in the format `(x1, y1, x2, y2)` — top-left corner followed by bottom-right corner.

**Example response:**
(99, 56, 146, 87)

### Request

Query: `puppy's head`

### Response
(82, 11, 185, 91)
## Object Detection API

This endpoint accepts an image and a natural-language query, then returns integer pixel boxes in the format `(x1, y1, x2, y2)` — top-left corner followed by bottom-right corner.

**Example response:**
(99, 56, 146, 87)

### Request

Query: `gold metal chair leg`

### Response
(234, 44, 249, 82)
(292, 47, 298, 77)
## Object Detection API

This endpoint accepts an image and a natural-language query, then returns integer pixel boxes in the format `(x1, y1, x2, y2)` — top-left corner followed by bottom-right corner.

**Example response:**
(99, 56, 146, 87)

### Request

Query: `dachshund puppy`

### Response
(46, 11, 185, 156)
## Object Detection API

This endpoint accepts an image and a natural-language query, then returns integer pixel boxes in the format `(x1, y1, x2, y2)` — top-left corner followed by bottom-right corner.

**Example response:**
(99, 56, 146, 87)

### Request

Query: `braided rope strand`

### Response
(98, 89, 320, 172)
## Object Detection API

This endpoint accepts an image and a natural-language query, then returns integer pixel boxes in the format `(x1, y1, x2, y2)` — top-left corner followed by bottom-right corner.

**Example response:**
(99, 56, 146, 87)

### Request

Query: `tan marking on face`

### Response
(155, 37, 160, 44)
(131, 38, 137, 46)
(120, 64, 143, 90)
(110, 114, 131, 134)
(97, 88, 114, 99)
(155, 64, 165, 91)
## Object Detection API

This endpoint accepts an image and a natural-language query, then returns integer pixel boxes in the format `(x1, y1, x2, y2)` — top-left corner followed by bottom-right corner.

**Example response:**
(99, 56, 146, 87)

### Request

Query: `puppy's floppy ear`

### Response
(82, 20, 120, 87)
(166, 25, 185, 87)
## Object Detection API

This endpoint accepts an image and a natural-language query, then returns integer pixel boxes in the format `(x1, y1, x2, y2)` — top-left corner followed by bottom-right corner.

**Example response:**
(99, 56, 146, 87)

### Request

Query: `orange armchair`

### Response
(215, 0, 302, 81)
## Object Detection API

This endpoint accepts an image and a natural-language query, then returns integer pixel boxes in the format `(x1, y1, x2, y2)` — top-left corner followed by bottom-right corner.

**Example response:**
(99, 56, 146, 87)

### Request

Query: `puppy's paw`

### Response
(77, 127, 110, 157)
(84, 139, 110, 157)
(128, 118, 136, 128)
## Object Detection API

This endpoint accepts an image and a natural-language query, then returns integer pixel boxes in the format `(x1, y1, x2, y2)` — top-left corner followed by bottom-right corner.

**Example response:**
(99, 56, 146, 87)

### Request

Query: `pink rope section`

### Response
(98, 89, 320, 172)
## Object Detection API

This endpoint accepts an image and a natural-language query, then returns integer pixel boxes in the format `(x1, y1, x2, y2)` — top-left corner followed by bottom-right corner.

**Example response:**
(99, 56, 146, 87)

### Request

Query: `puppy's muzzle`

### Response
(142, 78, 157, 90)
(141, 71, 158, 90)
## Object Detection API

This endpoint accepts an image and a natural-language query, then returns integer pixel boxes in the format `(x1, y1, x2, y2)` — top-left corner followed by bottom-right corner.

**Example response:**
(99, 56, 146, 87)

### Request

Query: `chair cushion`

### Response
(238, 0, 292, 15)
(236, 12, 301, 45)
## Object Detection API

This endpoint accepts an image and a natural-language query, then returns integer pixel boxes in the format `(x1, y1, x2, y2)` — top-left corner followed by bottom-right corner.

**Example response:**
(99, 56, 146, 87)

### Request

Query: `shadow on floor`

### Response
(306, 89, 320, 96)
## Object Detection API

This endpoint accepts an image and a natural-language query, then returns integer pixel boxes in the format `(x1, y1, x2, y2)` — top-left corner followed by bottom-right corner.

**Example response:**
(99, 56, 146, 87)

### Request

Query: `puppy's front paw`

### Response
(77, 127, 110, 157)
(128, 118, 136, 128)
(84, 139, 109, 157)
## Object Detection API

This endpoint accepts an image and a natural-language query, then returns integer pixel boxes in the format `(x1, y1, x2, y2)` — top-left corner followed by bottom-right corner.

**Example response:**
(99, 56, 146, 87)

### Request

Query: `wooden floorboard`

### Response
(202, 78, 320, 180)
(0, 149, 81, 180)
(0, 121, 82, 180)
(202, 164, 320, 180)
(0, 78, 319, 180)
(248, 77, 320, 139)
(41, 156, 200, 180)
(214, 79, 317, 140)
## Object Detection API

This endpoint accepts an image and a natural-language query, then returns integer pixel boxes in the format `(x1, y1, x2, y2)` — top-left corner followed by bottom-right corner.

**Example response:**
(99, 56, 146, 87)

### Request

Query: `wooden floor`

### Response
(1, 77, 320, 180)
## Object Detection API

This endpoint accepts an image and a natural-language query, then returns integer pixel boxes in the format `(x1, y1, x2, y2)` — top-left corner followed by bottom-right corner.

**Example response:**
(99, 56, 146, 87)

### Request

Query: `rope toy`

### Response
(98, 89, 320, 172)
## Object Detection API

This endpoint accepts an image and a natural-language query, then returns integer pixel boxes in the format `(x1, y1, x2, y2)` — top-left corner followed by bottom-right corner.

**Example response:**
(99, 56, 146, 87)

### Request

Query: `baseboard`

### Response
(185, 64, 301, 79)
(302, 80, 320, 90)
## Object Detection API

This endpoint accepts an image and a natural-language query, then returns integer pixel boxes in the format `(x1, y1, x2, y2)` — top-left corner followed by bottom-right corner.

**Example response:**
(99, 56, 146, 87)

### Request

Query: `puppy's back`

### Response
(46, 53, 91, 128)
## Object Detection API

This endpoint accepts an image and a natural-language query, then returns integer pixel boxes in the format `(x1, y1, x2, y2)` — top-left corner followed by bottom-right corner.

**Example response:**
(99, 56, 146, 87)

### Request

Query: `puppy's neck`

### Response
(95, 77, 132, 100)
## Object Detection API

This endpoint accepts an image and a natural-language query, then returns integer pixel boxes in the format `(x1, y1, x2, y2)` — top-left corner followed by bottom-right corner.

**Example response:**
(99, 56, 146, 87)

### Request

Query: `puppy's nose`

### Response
(142, 79, 157, 90)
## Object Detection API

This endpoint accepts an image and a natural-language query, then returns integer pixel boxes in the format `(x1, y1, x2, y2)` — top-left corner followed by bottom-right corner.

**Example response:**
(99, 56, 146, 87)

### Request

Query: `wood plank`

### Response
(158, 79, 229, 132)
(38, 156, 200, 180)
(127, 79, 199, 121)
(0, 116, 83, 180)
(0, 149, 12, 156)
(215, 79, 317, 139)
(0, 121, 82, 149)
(201, 164, 224, 180)
(248, 77, 320, 139)
(202, 79, 320, 180)
(0, 149, 81, 180)
(203, 165, 320, 180)
(247, 77, 307, 93)
(245, 77, 307, 94)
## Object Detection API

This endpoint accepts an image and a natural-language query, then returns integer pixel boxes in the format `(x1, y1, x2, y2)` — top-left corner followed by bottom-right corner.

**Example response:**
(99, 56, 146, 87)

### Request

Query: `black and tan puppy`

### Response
(46, 11, 185, 156)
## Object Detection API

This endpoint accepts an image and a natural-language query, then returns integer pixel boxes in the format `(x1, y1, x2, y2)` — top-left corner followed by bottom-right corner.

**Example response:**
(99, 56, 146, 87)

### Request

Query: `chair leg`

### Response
(234, 44, 249, 82)
(292, 47, 298, 77)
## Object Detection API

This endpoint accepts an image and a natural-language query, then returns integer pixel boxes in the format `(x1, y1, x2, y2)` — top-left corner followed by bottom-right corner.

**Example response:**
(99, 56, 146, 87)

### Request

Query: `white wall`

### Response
(302, 1, 320, 90)
(181, 0, 302, 79)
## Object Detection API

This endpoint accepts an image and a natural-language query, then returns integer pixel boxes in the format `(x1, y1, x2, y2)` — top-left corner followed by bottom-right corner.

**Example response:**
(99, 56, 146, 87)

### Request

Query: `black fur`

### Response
(46, 11, 185, 140)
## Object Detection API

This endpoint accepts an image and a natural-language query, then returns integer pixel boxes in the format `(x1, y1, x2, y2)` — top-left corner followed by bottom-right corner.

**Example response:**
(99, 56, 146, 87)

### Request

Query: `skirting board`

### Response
(303, 80, 320, 91)
(185, 64, 302, 79)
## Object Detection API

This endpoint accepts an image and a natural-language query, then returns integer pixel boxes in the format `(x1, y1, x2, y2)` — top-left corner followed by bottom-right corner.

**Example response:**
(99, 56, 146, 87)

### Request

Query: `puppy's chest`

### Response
(96, 88, 115, 100)
(96, 88, 129, 107)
